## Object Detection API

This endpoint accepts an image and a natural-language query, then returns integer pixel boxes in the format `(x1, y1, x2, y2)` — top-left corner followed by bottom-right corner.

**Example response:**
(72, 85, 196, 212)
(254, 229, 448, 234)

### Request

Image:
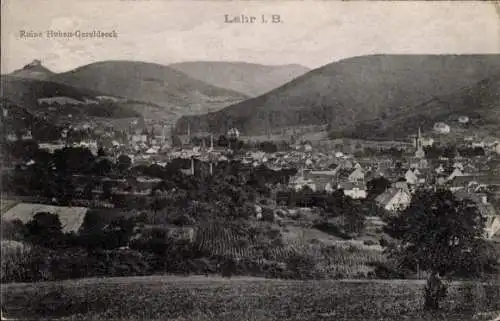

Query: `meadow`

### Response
(2, 276, 500, 321)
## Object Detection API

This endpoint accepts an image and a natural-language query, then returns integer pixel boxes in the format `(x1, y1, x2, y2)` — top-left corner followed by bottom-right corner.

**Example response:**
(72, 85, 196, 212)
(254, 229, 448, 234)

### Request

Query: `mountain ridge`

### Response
(0, 75, 141, 123)
(46, 60, 248, 120)
(174, 54, 500, 139)
(169, 61, 310, 97)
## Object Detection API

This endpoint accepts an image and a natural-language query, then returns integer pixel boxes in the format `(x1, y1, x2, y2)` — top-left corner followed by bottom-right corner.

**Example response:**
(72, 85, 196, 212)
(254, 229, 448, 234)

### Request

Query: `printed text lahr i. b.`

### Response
(224, 14, 283, 24)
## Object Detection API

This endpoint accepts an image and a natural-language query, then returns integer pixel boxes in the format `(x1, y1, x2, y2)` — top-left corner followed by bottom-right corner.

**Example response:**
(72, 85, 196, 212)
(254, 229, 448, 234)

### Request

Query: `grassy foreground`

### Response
(2, 276, 500, 321)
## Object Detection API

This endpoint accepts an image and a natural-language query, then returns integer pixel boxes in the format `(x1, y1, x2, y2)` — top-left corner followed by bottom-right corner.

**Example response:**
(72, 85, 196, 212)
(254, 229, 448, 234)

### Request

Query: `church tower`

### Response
(415, 127, 427, 168)
(415, 128, 425, 159)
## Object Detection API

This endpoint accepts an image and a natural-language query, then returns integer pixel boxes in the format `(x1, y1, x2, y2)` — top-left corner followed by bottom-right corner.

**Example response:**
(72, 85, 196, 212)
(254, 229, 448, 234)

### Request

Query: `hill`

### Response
(175, 54, 500, 139)
(0, 75, 141, 124)
(9, 59, 54, 80)
(0, 98, 63, 141)
(169, 61, 310, 97)
(344, 74, 500, 140)
(49, 60, 248, 119)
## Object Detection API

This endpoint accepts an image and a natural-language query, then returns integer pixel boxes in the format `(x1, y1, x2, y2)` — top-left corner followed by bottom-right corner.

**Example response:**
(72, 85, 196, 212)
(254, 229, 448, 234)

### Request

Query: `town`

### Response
(2, 101, 500, 247)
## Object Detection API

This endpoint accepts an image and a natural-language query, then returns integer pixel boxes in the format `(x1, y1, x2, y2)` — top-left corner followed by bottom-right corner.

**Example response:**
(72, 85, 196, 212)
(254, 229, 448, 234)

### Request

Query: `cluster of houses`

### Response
(278, 129, 500, 237)
(3, 115, 500, 237)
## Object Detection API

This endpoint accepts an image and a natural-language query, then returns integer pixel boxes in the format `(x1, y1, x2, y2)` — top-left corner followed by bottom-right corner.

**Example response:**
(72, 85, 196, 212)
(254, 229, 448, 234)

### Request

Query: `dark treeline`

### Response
(2, 141, 298, 211)
(174, 134, 291, 153)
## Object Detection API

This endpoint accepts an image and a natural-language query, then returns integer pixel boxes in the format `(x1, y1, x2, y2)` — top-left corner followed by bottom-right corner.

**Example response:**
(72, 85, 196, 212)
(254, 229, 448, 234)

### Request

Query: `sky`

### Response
(1, 0, 499, 73)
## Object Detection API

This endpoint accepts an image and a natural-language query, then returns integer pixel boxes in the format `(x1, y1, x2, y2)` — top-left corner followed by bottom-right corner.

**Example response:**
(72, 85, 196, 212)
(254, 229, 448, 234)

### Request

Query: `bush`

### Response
(1, 245, 154, 282)
(221, 257, 237, 278)
(379, 237, 389, 247)
(285, 253, 318, 280)
(1, 240, 33, 282)
(313, 220, 350, 240)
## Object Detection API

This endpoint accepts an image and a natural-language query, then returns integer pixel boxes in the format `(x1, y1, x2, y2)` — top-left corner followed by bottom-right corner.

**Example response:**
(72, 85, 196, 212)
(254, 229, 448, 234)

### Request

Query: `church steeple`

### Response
(415, 127, 422, 149)
(415, 127, 425, 159)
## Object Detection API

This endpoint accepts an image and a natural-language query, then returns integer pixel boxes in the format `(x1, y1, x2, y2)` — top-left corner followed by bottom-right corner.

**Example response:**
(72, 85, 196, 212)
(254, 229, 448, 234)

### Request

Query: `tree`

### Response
(366, 176, 391, 198)
(102, 181, 113, 200)
(342, 209, 365, 236)
(24, 212, 64, 248)
(117, 154, 132, 173)
(54, 174, 75, 205)
(97, 147, 106, 157)
(217, 135, 229, 147)
(383, 189, 492, 311)
(94, 158, 113, 176)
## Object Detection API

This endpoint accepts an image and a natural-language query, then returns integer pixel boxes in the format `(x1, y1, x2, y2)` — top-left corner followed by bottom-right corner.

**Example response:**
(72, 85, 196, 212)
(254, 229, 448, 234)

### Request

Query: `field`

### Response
(2, 276, 500, 321)
(1, 202, 88, 233)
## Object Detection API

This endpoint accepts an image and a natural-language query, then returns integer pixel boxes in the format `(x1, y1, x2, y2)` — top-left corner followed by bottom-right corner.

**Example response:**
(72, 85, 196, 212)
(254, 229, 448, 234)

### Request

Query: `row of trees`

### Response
(173, 134, 292, 153)
(351, 145, 486, 159)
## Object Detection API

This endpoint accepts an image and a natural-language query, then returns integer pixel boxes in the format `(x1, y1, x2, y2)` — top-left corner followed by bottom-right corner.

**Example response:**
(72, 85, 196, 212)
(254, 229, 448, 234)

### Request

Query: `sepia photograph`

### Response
(1, 0, 500, 320)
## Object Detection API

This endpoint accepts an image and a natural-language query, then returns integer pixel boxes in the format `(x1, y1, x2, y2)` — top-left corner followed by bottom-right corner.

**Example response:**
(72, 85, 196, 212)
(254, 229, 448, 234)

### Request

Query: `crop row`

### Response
(194, 223, 297, 261)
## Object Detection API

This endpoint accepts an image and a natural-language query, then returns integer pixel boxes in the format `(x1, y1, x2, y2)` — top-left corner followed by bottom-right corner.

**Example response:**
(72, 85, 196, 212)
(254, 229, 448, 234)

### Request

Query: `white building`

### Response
(433, 122, 451, 134)
(405, 169, 419, 185)
(227, 128, 240, 139)
(375, 182, 412, 212)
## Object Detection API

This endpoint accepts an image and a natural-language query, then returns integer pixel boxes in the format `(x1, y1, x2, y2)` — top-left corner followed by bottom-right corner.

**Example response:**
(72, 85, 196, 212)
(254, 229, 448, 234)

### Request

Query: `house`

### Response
(447, 168, 465, 181)
(447, 175, 477, 192)
(289, 169, 334, 192)
(433, 122, 451, 134)
(404, 168, 419, 185)
(348, 167, 365, 183)
(453, 191, 499, 238)
(289, 175, 315, 191)
(39, 142, 66, 153)
(435, 164, 445, 174)
(421, 137, 435, 147)
(227, 127, 240, 139)
(21, 131, 33, 140)
(452, 162, 464, 170)
(5, 133, 17, 141)
(145, 147, 158, 155)
(304, 170, 339, 192)
(375, 182, 412, 213)
(338, 181, 367, 199)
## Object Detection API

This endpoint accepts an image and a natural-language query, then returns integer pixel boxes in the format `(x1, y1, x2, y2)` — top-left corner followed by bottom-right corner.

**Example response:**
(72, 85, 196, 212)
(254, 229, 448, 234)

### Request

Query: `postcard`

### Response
(1, 1, 500, 320)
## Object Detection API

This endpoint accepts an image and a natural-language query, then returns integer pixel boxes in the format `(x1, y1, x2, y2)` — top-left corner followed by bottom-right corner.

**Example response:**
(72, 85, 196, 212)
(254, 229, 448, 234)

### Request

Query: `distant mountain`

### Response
(169, 61, 310, 97)
(175, 55, 500, 139)
(0, 75, 141, 124)
(49, 60, 248, 119)
(9, 60, 55, 80)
